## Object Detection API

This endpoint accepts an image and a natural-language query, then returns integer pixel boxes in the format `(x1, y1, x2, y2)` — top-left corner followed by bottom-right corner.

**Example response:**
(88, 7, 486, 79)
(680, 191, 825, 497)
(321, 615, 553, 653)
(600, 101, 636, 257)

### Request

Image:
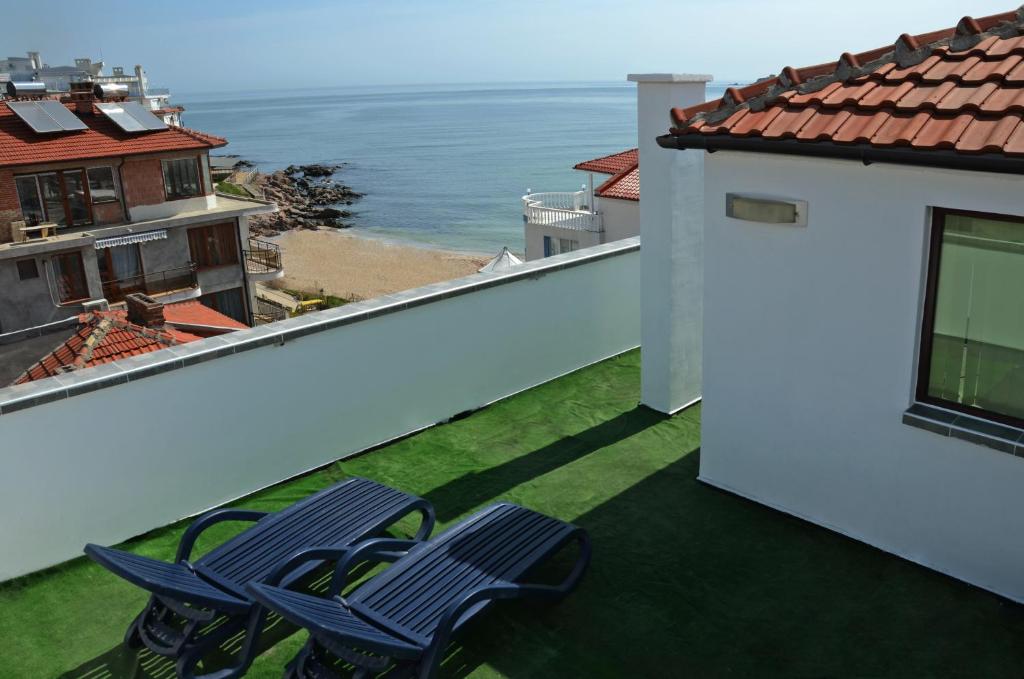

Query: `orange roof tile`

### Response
(160, 300, 249, 331)
(0, 102, 226, 168)
(574, 148, 638, 174)
(13, 301, 244, 383)
(14, 312, 181, 383)
(595, 163, 639, 201)
(667, 9, 1024, 159)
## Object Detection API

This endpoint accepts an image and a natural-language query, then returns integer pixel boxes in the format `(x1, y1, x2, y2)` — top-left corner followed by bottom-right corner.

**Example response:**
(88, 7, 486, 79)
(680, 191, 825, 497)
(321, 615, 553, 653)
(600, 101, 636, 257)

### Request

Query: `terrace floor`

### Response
(3, 350, 1024, 677)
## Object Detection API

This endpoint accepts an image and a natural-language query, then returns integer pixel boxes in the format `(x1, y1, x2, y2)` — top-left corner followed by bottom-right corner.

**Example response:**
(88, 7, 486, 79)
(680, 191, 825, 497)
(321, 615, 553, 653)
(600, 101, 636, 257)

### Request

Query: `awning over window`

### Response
(93, 230, 167, 250)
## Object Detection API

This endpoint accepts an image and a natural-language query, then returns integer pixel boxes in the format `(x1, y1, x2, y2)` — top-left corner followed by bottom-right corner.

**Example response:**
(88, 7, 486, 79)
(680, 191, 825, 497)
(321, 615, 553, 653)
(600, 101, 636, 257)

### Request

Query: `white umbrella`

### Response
(478, 246, 523, 274)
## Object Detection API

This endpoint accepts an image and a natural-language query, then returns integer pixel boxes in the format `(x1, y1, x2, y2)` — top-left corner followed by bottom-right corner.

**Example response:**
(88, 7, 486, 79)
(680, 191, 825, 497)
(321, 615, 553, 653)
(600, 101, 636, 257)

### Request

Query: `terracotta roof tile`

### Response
(13, 300, 243, 384)
(594, 163, 639, 201)
(667, 8, 1024, 159)
(160, 299, 248, 330)
(0, 103, 227, 168)
(573, 148, 638, 174)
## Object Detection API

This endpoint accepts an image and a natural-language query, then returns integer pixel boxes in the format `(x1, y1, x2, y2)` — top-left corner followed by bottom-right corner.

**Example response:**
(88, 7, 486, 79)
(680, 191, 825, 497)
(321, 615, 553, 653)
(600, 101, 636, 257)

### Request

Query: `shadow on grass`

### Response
(58, 562, 385, 679)
(424, 406, 666, 522)
(457, 448, 1024, 679)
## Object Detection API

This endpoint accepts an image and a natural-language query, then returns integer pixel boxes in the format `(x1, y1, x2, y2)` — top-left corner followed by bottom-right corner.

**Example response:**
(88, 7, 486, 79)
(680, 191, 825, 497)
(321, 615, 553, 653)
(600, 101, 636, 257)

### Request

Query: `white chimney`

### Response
(134, 65, 146, 97)
(27, 51, 41, 70)
(628, 73, 711, 414)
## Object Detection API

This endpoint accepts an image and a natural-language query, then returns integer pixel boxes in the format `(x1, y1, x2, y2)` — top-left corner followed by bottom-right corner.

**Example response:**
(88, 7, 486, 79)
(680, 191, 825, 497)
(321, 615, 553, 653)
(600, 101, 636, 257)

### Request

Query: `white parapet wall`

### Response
(0, 238, 640, 580)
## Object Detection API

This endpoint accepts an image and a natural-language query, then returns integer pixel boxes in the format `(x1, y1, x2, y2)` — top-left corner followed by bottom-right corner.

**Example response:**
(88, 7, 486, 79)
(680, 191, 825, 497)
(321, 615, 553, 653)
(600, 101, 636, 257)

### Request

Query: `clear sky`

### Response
(5, 0, 1017, 92)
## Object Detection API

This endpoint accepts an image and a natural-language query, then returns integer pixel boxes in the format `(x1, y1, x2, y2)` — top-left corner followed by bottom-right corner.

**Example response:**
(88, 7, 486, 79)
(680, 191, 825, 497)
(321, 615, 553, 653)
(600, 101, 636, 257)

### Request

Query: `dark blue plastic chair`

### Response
(84, 477, 435, 679)
(249, 502, 591, 679)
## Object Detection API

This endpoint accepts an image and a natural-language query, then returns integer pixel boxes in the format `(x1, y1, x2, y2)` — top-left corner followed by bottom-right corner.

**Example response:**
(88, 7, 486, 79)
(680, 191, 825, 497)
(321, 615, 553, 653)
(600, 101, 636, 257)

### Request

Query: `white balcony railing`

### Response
(523, 191, 602, 232)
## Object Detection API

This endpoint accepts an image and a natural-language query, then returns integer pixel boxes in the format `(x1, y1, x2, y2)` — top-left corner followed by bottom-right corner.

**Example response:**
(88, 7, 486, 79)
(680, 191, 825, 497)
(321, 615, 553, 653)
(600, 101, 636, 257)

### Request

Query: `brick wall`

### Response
(92, 201, 124, 226)
(121, 157, 166, 208)
(0, 169, 21, 244)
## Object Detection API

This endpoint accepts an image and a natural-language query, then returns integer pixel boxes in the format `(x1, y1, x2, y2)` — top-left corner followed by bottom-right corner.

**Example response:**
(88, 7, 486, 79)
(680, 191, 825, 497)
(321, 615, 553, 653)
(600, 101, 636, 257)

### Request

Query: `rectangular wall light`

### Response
(726, 194, 807, 226)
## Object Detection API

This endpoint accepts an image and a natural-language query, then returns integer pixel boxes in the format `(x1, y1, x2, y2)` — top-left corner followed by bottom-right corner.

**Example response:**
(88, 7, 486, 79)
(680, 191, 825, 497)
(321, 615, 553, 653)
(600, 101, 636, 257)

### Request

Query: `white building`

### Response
(522, 149, 639, 260)
(1, 53, 182, 126)
(640, 10, 1024, 601)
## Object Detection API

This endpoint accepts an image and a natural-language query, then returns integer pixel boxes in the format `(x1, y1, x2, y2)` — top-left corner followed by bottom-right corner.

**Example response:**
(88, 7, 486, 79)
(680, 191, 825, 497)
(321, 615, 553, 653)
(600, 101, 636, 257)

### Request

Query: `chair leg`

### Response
(123, 600, 149, 649)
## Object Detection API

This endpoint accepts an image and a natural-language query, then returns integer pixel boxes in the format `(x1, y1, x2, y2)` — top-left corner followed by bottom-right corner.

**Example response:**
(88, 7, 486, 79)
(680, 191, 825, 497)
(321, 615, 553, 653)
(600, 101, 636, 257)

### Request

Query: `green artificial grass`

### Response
(216, 181, 250, 197)
(2, 350, 1023, 677)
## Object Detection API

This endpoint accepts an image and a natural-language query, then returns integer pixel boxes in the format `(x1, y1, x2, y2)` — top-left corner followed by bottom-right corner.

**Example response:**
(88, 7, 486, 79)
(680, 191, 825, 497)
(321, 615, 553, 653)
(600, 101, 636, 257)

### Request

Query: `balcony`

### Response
(252, 295, 289, 325)
(522, 190, 602, 232)
(244, 237, 284, 281)
(3, 350, 1024, 677)
(100, 263, 198, 304)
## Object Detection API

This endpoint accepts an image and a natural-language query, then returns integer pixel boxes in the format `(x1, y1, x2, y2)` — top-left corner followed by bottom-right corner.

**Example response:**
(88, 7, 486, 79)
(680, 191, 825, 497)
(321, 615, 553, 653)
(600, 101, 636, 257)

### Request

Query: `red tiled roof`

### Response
(160, 299, 249, 331)
(668, 9, 1024, 158)
(14, 312, 183, 383)
(0, 102, 226, 168)
(574, 148, 638, 174)
(595, 163, 639, 201)
(13, 301, 243, 384)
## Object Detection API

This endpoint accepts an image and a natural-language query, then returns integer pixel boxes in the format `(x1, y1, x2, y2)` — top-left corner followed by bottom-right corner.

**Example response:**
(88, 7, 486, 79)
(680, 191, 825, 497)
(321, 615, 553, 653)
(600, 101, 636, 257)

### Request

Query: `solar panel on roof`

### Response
(37, 100, 89, 131)
(95, 102, 146, 132)
(95, 101, 167, 133)
(6, 101, 88, 134)
(120, 101, 167, 131)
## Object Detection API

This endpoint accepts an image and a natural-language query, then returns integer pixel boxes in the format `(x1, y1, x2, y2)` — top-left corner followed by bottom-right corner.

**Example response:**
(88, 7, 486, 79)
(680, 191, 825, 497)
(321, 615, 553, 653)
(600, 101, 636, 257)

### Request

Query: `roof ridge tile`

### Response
(667, 7, 1024, 161)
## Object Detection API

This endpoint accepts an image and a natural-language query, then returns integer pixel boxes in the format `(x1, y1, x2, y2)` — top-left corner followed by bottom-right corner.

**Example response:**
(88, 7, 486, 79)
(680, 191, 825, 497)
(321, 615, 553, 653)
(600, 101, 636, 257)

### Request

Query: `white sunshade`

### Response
(479, 246, 524, 274)
(94, 230, 168, 249)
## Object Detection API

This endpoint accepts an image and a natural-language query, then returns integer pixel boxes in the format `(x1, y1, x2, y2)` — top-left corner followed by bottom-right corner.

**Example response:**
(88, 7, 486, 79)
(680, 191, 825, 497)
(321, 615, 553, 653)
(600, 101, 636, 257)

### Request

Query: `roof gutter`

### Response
(656, 134, 1024, 176)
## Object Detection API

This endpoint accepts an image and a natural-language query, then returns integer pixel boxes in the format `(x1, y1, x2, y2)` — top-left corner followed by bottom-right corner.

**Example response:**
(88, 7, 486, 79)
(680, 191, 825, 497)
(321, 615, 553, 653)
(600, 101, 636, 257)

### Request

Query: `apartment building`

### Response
(522, 149, 639, 260)
(0, 81, 280, 334)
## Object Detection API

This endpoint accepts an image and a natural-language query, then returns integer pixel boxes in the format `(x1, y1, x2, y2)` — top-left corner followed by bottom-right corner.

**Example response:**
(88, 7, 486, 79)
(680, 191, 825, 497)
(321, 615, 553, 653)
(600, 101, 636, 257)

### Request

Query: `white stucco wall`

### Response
(0, 241, 640, 579)
(129, 194, 218, 222)
(524, 223, 602, 261)
(631, 74, 710, 414)
(699, 150, 1024, 601)
(595, 197, 639, 243)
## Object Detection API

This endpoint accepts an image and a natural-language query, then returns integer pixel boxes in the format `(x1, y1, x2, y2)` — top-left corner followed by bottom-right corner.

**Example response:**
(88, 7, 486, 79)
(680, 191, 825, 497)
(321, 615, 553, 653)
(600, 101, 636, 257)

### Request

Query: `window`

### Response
(14, 169, 94, 227)
(87, 167, 118, 203)
(16, 259, 38, 280)
(15, 176, 44, 224)
(51, 251, 89, 303)
(918, 209, 1024, 426)
(188, 222, 238, 268)
(39, 173, 67, 226)
(542, 236, 579, 258)
(200, 288, 247, 325)
(97, 244, 144, 302)
(162, 158, 202, 200)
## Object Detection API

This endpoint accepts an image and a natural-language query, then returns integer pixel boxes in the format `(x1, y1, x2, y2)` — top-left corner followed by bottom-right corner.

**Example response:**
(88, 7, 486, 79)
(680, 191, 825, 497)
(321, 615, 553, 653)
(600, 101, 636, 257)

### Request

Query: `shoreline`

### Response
(268, 229, 490, 302)
(324, 226, 497, 258)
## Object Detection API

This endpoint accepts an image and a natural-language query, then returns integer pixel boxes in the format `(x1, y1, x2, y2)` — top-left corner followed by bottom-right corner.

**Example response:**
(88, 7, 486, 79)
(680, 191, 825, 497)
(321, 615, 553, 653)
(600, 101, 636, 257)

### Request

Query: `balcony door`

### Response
(18, 170, 93, 228)
(97, 244, 144, 303)
(52, 251, 90, 304)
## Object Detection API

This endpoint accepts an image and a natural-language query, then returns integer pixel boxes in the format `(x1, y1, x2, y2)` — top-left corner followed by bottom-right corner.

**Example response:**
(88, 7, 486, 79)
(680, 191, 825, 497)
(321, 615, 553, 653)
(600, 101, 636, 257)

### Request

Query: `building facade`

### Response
(0, 86, 280, 335)
(643, 9, 1024, 601)
(1, 53, 182, 126)
(522, 149, 639, 260)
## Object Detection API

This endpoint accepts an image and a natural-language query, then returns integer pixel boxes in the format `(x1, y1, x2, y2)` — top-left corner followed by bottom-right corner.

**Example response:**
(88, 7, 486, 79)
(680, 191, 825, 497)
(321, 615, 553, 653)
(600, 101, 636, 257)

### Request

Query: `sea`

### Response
(180, 81, 729, 255)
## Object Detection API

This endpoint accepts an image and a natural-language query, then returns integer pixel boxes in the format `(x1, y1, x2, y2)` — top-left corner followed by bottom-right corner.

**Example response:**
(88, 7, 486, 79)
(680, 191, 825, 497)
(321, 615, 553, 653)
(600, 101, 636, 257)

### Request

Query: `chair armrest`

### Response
(263, 546, 352, 587)
(176, 508, 269, 563)
(327, 537, 420, 597)
(422, 527, 591, 676)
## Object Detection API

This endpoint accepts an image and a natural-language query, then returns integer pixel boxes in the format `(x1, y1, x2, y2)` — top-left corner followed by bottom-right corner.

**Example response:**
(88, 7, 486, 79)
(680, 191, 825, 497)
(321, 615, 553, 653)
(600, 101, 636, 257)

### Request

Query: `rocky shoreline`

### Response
(247, 163, 363, 237)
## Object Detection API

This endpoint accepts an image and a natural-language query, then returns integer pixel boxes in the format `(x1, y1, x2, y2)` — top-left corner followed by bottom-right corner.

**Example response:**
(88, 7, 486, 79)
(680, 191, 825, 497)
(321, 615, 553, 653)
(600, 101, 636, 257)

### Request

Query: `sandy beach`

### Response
(270, 229, 490, 301)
